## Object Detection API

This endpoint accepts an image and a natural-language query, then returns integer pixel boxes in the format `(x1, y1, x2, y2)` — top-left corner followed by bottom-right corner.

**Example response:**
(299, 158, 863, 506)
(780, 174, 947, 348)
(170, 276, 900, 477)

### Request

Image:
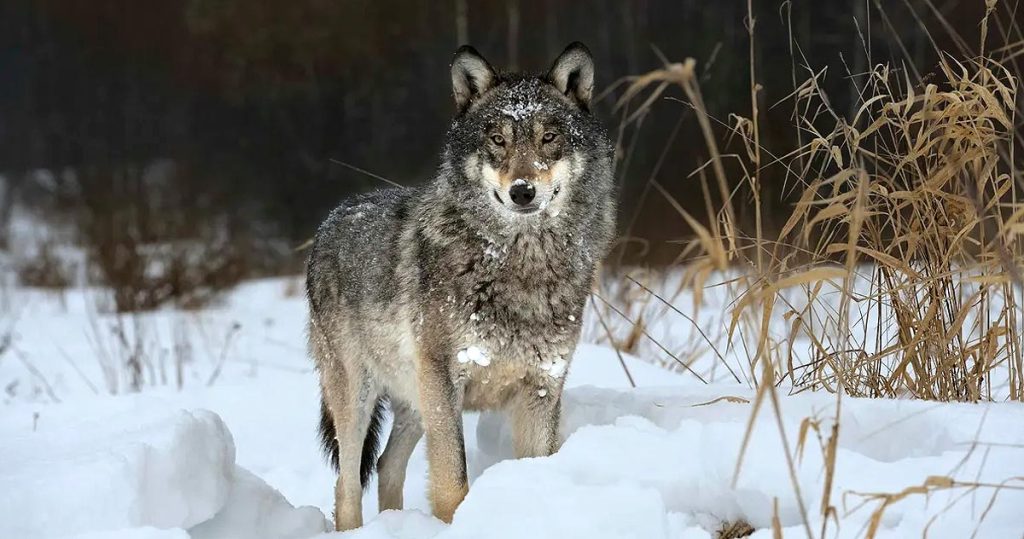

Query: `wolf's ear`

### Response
(451, 46, 496, 113)
(547, 42, 595, 110)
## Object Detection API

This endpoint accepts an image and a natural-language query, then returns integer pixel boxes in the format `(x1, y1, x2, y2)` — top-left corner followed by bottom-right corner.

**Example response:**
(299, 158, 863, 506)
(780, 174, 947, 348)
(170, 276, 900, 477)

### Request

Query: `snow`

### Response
(499, 102, 543, 121)
(62, 529, 191, 539)
(190, 468, 328, 539)
(537, 355, 568, 378)
(2, 277, 1024, 538)
(482, 242, 503, 259)
(1, 408, 233, 538)
(455, 346, 490, 367)
(0, 402, 327, 539)
(464, 385, 1024, 538)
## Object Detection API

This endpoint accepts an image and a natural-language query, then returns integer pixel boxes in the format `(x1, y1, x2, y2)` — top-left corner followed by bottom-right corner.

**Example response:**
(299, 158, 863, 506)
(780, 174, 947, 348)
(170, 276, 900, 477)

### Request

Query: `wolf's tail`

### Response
(318, 396, 387, 489)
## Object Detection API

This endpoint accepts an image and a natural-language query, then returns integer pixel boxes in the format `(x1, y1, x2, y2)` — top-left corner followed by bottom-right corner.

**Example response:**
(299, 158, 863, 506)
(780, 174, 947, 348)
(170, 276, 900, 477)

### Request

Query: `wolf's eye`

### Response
(541, 132, 558, 144)
(490, 134, 505, 146)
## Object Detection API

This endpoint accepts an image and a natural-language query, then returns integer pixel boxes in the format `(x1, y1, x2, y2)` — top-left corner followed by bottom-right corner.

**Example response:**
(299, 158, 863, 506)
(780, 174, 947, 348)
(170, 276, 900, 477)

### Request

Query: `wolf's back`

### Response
(305, 187, 417, 315)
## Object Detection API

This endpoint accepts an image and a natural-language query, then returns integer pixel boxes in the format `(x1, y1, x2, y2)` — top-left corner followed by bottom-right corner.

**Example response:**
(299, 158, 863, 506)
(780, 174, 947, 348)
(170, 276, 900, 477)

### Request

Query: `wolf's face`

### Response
(472, 89, 574, 216)
(445, 43, 608, 224)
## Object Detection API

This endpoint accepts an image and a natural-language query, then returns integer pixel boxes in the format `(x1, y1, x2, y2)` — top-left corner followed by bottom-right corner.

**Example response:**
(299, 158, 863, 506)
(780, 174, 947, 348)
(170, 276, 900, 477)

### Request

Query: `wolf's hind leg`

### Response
(377, 400, 423, 511)
(324, 365, 380, 531)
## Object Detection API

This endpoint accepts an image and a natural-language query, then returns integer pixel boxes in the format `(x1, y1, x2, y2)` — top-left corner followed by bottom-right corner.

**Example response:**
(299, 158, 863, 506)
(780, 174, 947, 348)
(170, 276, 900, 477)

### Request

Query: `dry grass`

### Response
(84, 227, 248, 313)
(85, 309, 154, 394)
(595, 3, 1024, 537)
(716, 519, 755, 539)
(767, 55, 1022, 402)
(606, 10, 1023, 405)
(82, 308, 240, 394)
(75, 165, 253, 313)
(13, 241, 75, 291)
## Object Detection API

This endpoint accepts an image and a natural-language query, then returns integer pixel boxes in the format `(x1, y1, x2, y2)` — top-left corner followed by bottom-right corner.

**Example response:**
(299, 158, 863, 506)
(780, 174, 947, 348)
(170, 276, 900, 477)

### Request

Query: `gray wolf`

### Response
(305, 42, 615, 530)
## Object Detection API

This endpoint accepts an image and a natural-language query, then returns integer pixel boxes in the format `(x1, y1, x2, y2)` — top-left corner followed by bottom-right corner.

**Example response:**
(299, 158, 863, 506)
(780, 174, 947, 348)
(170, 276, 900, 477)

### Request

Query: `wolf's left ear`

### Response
(547, 42, 595, 110)
(452, 46, 496, 113)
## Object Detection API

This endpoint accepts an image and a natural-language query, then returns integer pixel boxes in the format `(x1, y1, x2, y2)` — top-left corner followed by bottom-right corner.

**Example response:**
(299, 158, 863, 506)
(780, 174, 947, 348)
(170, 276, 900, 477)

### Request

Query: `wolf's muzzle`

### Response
(508, 180, 536, 207)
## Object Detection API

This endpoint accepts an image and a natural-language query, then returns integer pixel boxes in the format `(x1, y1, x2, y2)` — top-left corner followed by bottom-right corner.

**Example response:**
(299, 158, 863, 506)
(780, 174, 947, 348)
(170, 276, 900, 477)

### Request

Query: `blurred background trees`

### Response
(0, 0, 989, 275)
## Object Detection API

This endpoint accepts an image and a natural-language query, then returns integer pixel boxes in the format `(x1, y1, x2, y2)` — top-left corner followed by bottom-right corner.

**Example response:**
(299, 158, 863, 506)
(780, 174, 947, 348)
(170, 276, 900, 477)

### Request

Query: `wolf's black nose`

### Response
(508, 181, 536, 206)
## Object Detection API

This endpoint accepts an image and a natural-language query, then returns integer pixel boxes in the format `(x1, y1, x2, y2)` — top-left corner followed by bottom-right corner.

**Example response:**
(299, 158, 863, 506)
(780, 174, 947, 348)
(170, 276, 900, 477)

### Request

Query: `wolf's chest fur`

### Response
(417, 223, 593, 399)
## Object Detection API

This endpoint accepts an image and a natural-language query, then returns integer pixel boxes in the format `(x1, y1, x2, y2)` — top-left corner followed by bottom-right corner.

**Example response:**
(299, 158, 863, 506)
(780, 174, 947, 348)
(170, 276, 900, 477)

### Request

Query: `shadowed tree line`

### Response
(0, 0, 984, 267)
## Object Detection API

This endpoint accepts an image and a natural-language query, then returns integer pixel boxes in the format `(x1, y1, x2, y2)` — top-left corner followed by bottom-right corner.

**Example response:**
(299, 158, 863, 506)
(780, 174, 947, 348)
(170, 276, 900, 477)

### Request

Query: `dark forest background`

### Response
(0, 1, 993, 287)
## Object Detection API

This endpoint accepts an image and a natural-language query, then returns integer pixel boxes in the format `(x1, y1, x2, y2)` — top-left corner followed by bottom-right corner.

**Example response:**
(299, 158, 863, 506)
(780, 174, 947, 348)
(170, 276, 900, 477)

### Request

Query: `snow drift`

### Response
(0, 405, 326, 539)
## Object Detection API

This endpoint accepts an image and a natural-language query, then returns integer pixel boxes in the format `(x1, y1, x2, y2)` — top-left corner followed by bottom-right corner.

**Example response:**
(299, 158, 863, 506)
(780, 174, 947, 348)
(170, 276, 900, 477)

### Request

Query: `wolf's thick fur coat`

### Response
(306, 42, 615, 530)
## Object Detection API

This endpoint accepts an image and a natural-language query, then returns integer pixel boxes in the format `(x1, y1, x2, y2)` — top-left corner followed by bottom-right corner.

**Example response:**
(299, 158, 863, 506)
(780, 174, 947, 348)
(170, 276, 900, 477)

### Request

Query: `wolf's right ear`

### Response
(451, 46, 496, 113)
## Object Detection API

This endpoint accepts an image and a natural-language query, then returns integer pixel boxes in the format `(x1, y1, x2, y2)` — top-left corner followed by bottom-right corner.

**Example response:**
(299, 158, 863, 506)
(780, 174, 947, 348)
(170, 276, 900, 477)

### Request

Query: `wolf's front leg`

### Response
(510, 383, 562, 458)
(416, 353, 468, 523)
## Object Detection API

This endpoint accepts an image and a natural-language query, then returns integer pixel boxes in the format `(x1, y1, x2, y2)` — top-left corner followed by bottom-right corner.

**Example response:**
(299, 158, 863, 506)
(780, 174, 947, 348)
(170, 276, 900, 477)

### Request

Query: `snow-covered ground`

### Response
(1, 279, 1023, 538)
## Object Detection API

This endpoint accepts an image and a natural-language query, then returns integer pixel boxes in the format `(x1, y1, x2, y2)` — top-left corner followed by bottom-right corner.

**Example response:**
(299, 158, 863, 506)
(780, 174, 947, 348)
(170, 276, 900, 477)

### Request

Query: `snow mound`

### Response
(1, 408, 233, 538)
(191, 467, 328, 539)
(321, 510, 446, 539)
(343, 385, 1024, 538)
(450, 456, 672, 538)
(0, 405, 327, 539)
(59, 528, 190, 539)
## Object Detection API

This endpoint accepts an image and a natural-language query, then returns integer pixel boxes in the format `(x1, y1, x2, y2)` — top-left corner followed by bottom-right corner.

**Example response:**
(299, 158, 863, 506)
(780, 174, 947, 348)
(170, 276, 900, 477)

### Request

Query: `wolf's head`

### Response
(442, 42, 613, 227)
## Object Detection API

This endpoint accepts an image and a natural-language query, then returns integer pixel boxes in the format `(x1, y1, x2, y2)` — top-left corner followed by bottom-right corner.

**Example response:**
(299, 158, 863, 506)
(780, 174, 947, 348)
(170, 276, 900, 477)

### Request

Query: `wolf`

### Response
(305, 42, 615, 530)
